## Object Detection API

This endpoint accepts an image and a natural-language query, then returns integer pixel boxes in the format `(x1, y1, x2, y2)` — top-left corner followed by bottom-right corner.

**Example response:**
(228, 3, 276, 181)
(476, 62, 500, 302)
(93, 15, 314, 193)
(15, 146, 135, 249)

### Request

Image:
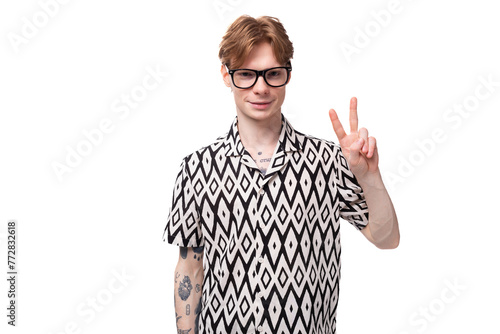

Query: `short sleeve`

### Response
(334, 146, 369, 230)
(162, 157, 204, 247)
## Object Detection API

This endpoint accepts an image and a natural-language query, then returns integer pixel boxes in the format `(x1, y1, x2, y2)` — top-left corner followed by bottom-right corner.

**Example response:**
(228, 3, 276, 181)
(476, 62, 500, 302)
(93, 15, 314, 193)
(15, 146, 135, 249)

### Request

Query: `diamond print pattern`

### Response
(163, 114, 369, 333)
(278, 204, 289, 224)
(224, 176, 235, 194)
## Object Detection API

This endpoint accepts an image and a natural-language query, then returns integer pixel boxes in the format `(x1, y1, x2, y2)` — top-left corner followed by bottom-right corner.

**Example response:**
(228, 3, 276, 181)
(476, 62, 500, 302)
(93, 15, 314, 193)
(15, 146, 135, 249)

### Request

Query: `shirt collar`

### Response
(224, 113, 303, 157)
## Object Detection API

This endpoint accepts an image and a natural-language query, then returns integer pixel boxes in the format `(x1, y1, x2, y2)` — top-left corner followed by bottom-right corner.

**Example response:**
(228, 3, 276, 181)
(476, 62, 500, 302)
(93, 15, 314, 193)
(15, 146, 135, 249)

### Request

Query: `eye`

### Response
(235, 70, 255, 78)
(267, 69, 284, 79)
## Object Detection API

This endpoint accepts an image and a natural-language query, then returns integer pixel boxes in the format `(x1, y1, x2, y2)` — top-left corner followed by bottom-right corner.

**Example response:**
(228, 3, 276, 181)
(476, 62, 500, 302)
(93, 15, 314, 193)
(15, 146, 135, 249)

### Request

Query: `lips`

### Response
(249, 101, 273, 110)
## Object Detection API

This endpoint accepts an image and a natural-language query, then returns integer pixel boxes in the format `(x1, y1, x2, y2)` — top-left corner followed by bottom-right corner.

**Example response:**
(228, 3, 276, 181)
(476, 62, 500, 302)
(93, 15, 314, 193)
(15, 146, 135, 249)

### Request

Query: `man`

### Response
(163, 15, 399, 334)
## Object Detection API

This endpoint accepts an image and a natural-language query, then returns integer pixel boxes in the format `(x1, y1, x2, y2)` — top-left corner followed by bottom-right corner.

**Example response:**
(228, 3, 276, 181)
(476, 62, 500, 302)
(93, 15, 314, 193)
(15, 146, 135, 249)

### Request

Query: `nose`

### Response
(252, 75, 269, 94)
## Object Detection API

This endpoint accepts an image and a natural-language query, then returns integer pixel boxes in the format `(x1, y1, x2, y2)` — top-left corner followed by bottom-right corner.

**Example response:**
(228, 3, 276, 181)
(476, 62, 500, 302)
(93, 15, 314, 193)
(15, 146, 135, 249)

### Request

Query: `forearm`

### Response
(358, 169, 400, 249)
(174, 257, 204, 333)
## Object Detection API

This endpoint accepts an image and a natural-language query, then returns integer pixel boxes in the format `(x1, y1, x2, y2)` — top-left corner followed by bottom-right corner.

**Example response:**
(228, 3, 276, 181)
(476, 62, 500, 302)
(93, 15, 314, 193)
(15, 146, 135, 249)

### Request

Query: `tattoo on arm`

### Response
(176, 247, 203, 334)
(180, 247, 188, 259)
(192, 246, 204, 261)
(193, 246, 204, 253)
(194, 299, 202, 334)
(181, 246, 203, 260)
(178, 276, 193, 301)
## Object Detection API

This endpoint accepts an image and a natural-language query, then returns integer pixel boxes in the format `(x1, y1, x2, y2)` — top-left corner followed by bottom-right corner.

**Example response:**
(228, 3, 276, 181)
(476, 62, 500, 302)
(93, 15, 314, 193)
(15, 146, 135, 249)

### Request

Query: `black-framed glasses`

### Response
(227, 65, 292, 89)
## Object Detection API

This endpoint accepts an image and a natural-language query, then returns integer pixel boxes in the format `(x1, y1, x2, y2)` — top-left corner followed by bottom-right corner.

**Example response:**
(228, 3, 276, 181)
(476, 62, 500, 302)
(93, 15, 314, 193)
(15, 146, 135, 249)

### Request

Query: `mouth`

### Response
(248, 101, 273, 110)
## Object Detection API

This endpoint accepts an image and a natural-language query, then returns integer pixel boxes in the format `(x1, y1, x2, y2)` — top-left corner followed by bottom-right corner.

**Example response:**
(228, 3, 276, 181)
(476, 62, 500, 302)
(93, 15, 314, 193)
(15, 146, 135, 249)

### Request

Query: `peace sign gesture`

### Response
(329, 97, 379, 179)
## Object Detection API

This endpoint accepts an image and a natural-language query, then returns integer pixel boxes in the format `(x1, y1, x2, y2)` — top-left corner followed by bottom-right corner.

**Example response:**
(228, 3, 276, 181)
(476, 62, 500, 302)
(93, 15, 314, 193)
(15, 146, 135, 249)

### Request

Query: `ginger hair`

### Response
(218, 15, 294, 69)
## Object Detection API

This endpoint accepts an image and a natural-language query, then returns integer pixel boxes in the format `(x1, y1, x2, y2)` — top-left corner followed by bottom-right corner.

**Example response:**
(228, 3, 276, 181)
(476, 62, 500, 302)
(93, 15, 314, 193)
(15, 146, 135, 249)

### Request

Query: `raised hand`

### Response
(328, 97, 379, 179)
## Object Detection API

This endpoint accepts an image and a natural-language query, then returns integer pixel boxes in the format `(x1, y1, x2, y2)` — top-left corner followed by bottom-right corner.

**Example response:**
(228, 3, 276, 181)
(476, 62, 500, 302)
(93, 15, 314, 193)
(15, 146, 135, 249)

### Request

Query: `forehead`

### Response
(239, 42, 280, 69)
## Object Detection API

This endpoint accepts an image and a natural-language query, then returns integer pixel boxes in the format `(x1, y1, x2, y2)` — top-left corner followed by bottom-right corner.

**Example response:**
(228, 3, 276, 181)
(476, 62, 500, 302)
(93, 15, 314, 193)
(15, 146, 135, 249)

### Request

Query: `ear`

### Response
(221, 64, 231, 87)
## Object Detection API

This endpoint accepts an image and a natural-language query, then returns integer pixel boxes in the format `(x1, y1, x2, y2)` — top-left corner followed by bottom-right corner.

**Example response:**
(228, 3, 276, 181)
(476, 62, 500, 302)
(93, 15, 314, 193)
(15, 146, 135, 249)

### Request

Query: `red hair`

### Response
(219, 15, 294, 69)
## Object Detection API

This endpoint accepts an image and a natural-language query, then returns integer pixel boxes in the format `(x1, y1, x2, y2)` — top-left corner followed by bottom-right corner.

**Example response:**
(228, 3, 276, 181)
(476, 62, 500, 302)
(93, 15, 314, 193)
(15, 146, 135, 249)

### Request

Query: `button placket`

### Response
(252, 192, 264, 329)
(253, 243, 268, 331)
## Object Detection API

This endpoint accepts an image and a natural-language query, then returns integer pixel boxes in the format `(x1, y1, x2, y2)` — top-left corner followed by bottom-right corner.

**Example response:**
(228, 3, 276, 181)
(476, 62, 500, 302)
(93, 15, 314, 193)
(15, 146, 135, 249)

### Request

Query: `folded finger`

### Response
(368, 136, 376, 158)
(349, 138, 363, 165)
(359, 127, 368, 154)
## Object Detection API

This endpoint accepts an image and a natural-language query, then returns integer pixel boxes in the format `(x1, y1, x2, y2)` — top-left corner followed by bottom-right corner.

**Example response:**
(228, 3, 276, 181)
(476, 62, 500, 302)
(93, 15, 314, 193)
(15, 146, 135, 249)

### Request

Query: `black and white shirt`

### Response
(163, 114, 369, 334)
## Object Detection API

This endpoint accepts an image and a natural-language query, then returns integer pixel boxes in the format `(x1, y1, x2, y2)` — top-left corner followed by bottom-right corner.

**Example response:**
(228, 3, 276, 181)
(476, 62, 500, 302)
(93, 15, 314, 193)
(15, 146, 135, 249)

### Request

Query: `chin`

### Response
(245, 109, 280, 121)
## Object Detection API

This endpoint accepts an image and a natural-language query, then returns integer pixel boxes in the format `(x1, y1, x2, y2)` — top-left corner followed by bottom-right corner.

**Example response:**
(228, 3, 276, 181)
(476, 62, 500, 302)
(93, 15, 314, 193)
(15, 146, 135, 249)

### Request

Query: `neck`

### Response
(236, 111, 282, 151)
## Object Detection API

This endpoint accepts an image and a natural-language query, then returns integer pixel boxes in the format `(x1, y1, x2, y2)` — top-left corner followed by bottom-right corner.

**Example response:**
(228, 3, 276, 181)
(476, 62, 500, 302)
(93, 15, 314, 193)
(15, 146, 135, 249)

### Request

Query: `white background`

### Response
(1, 0, 499, 333)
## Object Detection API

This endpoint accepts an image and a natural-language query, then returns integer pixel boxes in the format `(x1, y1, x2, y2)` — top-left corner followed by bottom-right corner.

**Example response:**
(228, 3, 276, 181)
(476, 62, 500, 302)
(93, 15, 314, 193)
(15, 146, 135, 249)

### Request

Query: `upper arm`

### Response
(176, 247, 204, 277)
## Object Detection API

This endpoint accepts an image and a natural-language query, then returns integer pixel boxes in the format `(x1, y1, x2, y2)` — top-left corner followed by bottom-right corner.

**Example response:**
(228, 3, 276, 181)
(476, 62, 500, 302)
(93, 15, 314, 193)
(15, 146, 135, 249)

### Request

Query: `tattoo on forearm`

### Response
(195, 284, 201, 293)
(180, 247, 188, 259)
(175, 272, 180, 283)
(186, 304, 190, 315)
(177, 329, 191, 334)
(194, 299, 202, 334)
(193, 247, 203, 261)
(176, 312, 182, 323)
(178, 276, 193, 301)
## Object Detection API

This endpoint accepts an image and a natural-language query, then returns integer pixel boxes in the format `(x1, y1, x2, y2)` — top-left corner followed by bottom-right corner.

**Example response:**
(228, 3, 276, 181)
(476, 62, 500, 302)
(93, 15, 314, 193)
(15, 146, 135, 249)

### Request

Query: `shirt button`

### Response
(258, 257, 264, 263)
(258, 292, 264, 298)
(258, 326, 264, 332)
(259, 188, 265, 195)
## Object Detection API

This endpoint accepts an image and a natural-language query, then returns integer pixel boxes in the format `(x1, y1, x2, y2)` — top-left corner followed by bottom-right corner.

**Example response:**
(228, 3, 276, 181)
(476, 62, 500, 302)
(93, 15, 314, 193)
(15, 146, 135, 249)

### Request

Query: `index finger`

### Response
(329, 108, 347, 141)
(350, 97, 358, 133)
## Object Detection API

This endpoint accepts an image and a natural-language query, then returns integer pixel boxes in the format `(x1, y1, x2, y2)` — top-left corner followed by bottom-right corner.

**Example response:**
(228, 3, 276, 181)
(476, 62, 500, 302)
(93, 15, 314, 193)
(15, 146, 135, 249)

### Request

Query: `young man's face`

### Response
(222, 42, 290, 123)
